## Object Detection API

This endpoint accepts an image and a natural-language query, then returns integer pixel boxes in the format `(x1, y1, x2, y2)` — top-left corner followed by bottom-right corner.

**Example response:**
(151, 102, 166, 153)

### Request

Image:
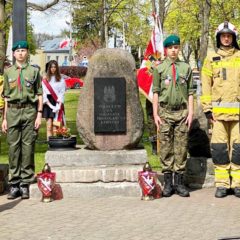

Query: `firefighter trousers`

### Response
(211, 120, 240, 188)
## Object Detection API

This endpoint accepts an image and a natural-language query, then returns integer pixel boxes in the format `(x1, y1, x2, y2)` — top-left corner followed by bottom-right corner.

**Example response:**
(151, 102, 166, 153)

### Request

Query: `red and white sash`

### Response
(42, 78, 66, 126)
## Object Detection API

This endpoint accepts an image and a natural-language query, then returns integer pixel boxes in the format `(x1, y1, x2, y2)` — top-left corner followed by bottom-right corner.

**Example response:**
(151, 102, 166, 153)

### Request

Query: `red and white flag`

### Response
(137, 15, 164, 102)
(59, 37, 70, 49)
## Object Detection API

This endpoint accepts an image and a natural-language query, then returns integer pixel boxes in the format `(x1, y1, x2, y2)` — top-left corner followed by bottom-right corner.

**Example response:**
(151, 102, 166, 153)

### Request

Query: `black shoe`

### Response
(215, 187, 228, 198)
(174, 173, 190, 197)
(234, 187, 240, 198)
(20, 185, 29, 199)
(163, 173, 174, 197)
(7, 185, 21, 200)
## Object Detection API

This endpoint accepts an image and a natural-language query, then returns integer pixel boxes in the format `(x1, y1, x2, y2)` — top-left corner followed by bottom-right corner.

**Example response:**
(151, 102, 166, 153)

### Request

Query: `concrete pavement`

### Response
(0, 188, 240, 240)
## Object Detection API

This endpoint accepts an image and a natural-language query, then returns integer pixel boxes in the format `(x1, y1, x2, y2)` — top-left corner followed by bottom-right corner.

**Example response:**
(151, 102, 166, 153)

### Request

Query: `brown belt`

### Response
(160, 102, 187, 111)
(7, 102, 36, 109)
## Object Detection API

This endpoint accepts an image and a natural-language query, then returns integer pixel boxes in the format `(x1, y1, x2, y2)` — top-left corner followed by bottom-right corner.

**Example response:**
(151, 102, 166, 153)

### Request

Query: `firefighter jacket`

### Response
(201, 47, 240, 121)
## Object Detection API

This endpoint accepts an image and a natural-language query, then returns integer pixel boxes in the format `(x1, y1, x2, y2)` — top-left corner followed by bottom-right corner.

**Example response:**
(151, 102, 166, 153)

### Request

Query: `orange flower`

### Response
(53, 127, 71, 138)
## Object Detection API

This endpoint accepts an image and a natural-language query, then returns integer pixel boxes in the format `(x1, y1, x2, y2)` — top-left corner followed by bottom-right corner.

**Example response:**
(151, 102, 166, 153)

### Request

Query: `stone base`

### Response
(52, 165, 142, 183)
(46, 147, 147, 167)
(30, 182, 141, 199)
(185, 157, 215, 188)
(35, 148, 147, 199)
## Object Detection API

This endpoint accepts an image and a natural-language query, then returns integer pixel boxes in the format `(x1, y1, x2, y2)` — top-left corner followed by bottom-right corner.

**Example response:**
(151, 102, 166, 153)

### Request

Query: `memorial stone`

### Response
(30, 49, 147, 199)
(77, 48, 144, 150)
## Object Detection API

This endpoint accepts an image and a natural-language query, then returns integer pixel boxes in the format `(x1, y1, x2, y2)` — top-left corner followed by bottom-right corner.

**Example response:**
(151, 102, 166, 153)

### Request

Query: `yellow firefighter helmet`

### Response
(215, 21, 239, 49)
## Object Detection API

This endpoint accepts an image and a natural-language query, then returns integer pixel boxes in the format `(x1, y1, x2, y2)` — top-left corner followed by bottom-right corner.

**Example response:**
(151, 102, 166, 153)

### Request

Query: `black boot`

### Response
(174, 173, 190, 197)
(234, 187, 240, 198)
(20, 185, 30, 199)
(163, 173, 174, 197)
(215, 187, 228, 198)
(7, 184, 21, 200)
(151, 141, 157, 155)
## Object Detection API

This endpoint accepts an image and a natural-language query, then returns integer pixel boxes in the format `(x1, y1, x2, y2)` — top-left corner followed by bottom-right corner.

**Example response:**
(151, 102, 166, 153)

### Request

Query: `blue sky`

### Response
(29, 0, 71, 35)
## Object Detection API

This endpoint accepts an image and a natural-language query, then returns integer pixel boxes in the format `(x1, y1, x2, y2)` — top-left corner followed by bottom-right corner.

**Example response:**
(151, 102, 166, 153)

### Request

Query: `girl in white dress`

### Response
(42, 60, 66, 140)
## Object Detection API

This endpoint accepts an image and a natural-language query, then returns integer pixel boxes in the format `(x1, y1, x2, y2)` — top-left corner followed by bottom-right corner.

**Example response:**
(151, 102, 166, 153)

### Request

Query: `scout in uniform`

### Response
(2, 40, 43, 199)
(201, 22, 240, 198)
(152, 35, 194, 197)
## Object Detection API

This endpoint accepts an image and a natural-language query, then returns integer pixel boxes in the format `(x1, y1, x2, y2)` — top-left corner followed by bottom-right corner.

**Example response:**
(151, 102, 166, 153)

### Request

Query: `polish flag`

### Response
(137, 14, 164, 102)
(59, 38, 70, 49)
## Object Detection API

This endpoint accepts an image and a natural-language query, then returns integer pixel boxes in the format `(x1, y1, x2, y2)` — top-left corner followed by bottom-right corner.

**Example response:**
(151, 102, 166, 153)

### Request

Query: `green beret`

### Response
(163, 35, 180, 47)
(12, 40, 29, 51)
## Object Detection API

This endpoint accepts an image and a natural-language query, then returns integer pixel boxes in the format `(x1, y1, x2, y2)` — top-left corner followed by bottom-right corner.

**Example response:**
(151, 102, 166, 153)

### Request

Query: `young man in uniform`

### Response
(2, 40, 43, 199)
(153, 35, 194, 197)
(201, 22, 240, 198)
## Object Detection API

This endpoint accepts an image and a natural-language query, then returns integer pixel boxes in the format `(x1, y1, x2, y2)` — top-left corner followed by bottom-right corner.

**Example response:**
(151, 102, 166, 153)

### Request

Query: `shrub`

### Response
(60, 66, 87, 78)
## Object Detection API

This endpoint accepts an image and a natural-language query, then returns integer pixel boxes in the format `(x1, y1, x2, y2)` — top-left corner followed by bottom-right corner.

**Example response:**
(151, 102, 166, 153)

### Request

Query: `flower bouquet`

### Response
(48, 127, 77, 150)
(53, 126, 71, 138)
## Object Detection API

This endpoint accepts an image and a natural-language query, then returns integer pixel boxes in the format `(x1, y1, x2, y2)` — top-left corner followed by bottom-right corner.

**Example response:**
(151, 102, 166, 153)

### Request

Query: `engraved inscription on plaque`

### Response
(94, 77, 126, 133)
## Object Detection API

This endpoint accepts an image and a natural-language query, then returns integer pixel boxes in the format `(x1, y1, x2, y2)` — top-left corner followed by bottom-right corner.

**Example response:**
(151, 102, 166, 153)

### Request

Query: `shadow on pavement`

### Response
(0, 194, 22, 213)
(218, 237, 240, 240)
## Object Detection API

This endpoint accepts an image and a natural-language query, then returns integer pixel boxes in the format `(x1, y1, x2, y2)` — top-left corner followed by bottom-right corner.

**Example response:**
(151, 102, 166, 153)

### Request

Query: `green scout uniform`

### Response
(153, 57, 194, 173)
(3, 60, 42, 186)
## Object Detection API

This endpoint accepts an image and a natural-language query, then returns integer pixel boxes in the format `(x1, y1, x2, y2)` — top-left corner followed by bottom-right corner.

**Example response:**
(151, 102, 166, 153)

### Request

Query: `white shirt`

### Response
(42, 76, 66, 104)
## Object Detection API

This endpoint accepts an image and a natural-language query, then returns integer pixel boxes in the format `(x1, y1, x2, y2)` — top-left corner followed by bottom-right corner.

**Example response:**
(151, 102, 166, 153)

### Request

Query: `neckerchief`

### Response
(17, 67, 24, 91)
(171, 63, 178, 86)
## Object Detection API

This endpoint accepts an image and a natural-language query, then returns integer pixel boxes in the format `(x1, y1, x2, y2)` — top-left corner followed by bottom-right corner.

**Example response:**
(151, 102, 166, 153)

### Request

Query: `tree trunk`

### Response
(158, 0, 166, 29)
(199, 0, 211, 68)
(100, 0, 105, 47)
(152, 0, 156, 14)
(0, 0, 5, 73)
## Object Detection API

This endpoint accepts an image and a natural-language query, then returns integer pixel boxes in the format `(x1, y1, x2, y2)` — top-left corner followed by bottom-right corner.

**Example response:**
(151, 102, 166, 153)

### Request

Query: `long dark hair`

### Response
(46, 60, 61, 82)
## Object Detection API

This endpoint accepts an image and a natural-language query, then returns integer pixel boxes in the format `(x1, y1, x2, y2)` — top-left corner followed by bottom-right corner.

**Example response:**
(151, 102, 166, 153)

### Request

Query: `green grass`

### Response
(139, 93, 161, 171)
(0, 89, 161, 173)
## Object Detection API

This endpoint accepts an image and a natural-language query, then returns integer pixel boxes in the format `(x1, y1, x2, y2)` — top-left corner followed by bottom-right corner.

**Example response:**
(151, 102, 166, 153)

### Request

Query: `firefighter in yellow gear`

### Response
(201, 21, 240, 198)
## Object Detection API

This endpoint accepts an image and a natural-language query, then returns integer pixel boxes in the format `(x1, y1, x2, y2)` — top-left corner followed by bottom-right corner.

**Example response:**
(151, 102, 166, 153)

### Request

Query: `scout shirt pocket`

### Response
(178, 74, 188, 96)
(163, 74, 171, 88)
(8, 78, 18, 89)
(24, 77, 35, 92)
(24, 68, 37, 92)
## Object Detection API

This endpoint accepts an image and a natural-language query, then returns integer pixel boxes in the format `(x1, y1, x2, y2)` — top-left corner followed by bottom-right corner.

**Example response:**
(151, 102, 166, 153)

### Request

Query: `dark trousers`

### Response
(7, 106, 37, 185)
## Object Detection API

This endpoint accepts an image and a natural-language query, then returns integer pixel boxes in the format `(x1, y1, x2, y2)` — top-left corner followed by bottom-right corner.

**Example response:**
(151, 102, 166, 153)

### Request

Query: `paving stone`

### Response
(1, 188, 240, 240)
(30, 182, 141, 199)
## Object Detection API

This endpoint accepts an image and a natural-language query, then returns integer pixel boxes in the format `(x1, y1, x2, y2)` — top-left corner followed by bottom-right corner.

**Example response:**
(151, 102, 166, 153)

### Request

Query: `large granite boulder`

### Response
(77, 48, 144, 150)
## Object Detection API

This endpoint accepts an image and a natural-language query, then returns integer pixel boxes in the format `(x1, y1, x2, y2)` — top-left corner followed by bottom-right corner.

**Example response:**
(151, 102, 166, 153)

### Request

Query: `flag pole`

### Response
(151, 0, 160, 155)
(151, 0, 157, 16)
